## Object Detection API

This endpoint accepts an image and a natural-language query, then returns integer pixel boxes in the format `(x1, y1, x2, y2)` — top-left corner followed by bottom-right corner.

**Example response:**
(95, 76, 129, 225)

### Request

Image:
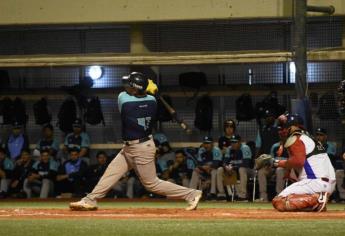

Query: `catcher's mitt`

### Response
(255, 154, 274, 170)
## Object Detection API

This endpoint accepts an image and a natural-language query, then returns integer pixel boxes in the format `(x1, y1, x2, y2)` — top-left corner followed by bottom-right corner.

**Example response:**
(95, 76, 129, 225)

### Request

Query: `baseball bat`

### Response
(158, 95, 192, 134)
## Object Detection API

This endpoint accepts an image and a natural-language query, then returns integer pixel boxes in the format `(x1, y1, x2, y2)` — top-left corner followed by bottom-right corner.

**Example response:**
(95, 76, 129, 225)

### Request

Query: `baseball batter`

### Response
(255, 113, 335, 212)
(70, 72, 202, 211)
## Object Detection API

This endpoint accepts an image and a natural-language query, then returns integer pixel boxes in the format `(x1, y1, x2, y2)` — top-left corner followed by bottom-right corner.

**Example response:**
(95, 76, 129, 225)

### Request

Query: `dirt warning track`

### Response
(1, 208, 345, 220)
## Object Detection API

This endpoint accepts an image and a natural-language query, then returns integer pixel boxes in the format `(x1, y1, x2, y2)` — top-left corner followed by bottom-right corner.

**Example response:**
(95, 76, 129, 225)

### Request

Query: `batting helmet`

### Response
(122, 72, 148, 93)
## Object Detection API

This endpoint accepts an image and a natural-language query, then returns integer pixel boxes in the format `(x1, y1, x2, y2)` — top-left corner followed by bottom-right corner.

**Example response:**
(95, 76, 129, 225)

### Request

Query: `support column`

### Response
(293, 0, 307, 99)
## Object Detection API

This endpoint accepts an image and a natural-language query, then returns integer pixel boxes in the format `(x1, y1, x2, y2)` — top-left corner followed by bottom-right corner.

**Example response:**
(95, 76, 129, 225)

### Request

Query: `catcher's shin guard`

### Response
(272, 193, 327, 212)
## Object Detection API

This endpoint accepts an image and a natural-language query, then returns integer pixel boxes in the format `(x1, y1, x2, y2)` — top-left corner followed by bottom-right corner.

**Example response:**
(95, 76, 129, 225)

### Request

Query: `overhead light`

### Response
(289, 62, 296, 83)
(289, 62, 296, 74)
(88, 66, 103, 80)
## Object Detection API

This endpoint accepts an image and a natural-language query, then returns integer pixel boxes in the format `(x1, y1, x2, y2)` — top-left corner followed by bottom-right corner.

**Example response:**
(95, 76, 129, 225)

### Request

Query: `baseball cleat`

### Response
(69, 198, 98, 211)
(186, 190, 202, 211)
(315, 192, 328, 212)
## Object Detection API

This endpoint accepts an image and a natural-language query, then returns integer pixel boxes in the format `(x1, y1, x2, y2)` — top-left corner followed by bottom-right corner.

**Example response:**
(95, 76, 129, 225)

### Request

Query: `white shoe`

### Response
(69, 198, 98, 211)
(254, 198, 269, 203)
(316, 192, 328, 212)
(185, 190, 202, 211)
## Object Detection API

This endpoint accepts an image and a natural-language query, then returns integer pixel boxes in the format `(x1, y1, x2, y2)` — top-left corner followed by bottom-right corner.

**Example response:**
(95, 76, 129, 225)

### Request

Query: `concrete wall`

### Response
(0, 0, 343, 26)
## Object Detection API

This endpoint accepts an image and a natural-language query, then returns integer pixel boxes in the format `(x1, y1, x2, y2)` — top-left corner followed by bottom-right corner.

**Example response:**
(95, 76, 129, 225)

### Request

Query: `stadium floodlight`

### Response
(289, 62, 296, 74)
(88, 66, 103, 80)
(289, 62, 296, 83)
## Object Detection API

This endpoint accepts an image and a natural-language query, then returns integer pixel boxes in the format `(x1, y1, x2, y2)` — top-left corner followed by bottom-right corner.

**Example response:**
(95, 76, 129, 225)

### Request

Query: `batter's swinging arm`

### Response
(158, 95, 192, 134)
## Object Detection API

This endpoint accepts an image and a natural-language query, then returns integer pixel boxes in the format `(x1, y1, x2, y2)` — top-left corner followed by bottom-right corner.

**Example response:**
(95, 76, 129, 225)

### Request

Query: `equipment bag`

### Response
(317, 92, 339, 120)
(13, 97, 28, 125)
(157, 95, 173, 122)
(33, 98, 52, 125)
(57, 98, 77, 133)
(0, 97, 14, 125)
(235, 93, 255, 121)
(194, 95, 213, 131)
(0, 70, 10, 89)
(84, 96, 105, 125)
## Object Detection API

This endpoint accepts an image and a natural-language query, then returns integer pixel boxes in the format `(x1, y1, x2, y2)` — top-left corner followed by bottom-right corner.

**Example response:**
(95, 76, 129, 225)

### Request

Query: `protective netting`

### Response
(0, 17, 344, 155)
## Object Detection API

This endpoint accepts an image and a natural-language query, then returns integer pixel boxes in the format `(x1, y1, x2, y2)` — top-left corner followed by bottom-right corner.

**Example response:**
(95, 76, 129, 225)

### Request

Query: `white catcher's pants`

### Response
(278, 178, 335, 197)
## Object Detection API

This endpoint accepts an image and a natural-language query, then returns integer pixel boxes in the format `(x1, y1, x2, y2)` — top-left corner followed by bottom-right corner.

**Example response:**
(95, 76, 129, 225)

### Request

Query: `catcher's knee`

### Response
(272, 194, 320, 212)
(272, 196, 287, 211)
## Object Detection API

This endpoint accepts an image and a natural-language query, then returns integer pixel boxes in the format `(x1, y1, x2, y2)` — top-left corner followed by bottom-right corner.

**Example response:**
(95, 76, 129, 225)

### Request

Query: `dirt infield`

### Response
(1, 208, 345, 220)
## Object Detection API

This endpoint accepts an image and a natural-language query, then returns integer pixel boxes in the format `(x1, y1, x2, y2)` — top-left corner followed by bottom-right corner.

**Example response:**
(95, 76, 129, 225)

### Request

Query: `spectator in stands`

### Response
(84, 151, 109, 193)
(217, 134, 252, 201)
(257, 126, 288, 202)
(3, 121, 29, 161)
(63, 118, 90, 163)
(56, 148, 88, 197)
(335, 147, 345, 203)
(0, 147, 14, 198)
(165, 149, 190, 187)
(36, 124, 60, 159)
(8, 149, 34, 198)
(255, 109, 280, 157)
(23, 149, 59, 198)
(189, 136, 223, 199)
(218, 119, 236, 154)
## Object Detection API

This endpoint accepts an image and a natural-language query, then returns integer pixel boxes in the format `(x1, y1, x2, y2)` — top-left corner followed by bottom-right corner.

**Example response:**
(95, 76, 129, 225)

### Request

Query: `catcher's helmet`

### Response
(285, 114, 304, 128)
(122, 72, 148, 93)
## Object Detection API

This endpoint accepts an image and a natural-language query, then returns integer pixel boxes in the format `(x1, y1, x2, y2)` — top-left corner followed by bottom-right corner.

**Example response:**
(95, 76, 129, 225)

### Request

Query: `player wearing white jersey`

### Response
(270, 114, 335, 212)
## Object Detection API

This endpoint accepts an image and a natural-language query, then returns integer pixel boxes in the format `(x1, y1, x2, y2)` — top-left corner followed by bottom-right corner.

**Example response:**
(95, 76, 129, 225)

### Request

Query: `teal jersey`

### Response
(118, 91, 157, 140)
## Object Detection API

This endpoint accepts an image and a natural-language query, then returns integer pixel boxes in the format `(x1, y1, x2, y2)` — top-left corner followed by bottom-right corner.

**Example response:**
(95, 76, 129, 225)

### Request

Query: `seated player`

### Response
(23, 149, 59, 198)
(255, 114, 335, 212)
(8, 149, 34, 198)
(35, 124, 60, 160)
(4, 122, 29, 161)
(189, 136, 223, 199)
(63, 119, 90, 163)
(0, 147, 14, 198)
(84, 151, 109, 193)
(218, 119, 236, 154)
(56, 148, 88, 197)
(216, 134, 252, 201)
(165, 149, 190, 187)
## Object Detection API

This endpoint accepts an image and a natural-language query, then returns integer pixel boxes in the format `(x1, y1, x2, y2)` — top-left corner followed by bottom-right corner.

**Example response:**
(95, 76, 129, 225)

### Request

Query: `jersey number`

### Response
(137, 117, 151, 131)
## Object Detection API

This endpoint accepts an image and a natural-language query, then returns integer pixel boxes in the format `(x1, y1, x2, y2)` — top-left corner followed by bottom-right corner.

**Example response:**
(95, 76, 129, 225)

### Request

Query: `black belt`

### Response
(124, 135, 152, 146)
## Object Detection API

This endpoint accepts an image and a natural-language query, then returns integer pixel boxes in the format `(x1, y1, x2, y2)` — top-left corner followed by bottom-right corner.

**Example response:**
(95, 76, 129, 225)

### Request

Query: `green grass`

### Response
(0, 201, 345, 236)
(0, 219, 345, 236)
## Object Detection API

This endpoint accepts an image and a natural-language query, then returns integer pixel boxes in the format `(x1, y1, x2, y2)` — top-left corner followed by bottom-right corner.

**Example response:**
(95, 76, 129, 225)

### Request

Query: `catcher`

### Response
(255, 113, 335, 212)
